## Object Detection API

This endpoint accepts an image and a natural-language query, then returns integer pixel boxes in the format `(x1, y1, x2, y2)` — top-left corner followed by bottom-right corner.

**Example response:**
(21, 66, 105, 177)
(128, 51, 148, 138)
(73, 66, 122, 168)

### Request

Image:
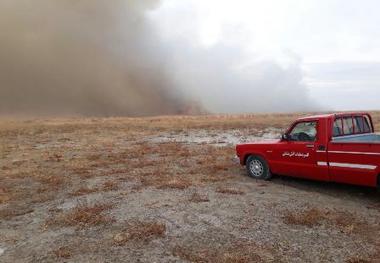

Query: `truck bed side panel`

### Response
(327, 142, 380, 187)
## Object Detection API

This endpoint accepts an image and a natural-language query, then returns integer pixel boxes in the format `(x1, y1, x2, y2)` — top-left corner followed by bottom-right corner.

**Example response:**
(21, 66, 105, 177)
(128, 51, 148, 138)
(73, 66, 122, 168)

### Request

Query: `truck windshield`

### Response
(288, 121, 317, 142)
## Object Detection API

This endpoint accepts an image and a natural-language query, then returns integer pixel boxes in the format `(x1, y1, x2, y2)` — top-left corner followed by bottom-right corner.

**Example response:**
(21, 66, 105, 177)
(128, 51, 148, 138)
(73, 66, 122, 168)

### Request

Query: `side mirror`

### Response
(281, 134, 289, 141)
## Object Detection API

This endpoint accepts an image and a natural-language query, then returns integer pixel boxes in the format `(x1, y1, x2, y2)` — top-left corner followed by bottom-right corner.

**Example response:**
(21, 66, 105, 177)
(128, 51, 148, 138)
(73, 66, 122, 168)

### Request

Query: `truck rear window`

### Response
(333, 115, 371, 137)
(342, 117, 354, 135)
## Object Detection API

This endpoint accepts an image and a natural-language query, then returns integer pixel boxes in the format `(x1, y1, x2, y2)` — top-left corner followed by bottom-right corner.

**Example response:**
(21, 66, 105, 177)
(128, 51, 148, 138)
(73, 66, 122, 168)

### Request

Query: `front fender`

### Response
(241, 151, 269, 166)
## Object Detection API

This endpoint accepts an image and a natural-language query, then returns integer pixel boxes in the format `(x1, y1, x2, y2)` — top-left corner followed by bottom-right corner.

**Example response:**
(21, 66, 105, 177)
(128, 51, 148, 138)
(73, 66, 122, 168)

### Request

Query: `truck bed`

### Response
(332, 133, 380, 143)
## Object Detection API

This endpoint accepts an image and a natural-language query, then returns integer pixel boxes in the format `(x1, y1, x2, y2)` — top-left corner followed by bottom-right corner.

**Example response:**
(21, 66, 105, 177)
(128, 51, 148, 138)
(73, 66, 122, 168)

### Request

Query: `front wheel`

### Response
(246, 155, 272, 180)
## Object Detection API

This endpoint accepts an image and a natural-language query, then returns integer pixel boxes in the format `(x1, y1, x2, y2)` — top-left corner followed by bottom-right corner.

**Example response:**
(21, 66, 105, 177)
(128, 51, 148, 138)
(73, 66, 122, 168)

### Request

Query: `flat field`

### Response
(1, 113, 380, 262)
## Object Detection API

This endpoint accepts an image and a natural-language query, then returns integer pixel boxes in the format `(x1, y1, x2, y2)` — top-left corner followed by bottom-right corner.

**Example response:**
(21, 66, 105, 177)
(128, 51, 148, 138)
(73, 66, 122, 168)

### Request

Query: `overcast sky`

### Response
(149, 0, 380, 111)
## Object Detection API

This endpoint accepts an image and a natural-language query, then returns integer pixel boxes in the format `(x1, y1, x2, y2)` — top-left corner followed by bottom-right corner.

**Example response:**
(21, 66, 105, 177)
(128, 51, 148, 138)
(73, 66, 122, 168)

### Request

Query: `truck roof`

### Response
(298, 112, 370, 121)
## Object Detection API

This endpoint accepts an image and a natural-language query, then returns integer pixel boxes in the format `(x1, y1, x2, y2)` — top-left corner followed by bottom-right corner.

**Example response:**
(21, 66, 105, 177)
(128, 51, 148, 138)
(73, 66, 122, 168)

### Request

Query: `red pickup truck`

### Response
(236, 112, 380, 188)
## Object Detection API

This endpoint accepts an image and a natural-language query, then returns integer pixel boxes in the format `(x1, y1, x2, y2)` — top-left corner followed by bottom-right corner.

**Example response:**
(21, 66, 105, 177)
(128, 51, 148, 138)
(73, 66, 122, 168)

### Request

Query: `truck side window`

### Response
(354, 116, 364, 133)
(342, 117, 354, 135)
(353, 116, 372, 134)
(333, 118, 343, 137)
(288, 121, 317, 142)
(363, 116, 371, 133)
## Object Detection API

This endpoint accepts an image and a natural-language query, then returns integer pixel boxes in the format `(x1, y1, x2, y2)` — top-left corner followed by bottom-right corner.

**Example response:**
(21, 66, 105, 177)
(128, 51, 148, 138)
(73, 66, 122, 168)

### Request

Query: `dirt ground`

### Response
(1, 113, 380, 263)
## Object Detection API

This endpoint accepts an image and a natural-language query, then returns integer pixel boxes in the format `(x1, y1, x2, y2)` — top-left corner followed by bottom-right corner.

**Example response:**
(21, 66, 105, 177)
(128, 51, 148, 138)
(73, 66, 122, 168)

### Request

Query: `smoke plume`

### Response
(0, 0, 193, 116)
(0, 0, 318, 116)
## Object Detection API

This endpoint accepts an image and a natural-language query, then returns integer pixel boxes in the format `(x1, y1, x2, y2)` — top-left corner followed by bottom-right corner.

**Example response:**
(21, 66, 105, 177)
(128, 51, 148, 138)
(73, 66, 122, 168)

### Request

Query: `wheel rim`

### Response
(249, 159, 264, 177)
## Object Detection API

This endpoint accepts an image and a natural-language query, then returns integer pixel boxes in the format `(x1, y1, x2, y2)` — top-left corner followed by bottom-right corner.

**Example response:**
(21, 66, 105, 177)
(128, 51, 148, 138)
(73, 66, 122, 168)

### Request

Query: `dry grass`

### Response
(48, 203, 114, 228)
(0, 205, 34, 220)
(113, 221, 166, 245)
(189, 192, 209, 203)
(103, 181, 119, 191)
(172, 241, 265, 263)
(216, 187, 245, 195)
(70, 186, 99, 197)
(283, 208, 326, 227)
(1, 113, 379, 261)
(283, 207, 366, 233)
(157, 178, 191, 190)
(0, 187, 10, 204)
(345, 257, 372, 263)
(37, 175, 66, 191)
(53, 246, 72, 259)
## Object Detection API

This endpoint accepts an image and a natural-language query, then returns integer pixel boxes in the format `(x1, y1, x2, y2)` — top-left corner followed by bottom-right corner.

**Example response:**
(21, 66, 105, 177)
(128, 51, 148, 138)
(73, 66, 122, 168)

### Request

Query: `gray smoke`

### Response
(0, 0, 318, 116)
(0, 0, 193, 116)
(167, 42, 317, 113)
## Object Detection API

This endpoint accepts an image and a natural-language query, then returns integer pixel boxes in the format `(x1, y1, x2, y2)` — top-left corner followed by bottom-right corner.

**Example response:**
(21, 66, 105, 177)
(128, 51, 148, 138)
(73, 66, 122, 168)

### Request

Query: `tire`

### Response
(246, 155, 272, 180)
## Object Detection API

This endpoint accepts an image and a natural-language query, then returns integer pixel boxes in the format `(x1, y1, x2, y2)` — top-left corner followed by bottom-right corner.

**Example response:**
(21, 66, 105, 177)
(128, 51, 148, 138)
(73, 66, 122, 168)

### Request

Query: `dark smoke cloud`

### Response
(0, 0, 191, 116)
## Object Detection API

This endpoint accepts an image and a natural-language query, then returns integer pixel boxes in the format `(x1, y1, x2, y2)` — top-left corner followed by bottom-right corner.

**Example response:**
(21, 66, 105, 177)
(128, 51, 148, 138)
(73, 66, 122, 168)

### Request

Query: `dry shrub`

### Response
(119, 142, 155, 160)
(216, 187, 245, 195)
(103, 181, 119, 191)
(200, 174, 233, 183)
(0, 205, 34, 220)
(70, 187, 99, 197)
(30, 191, 56, 204)
(47, 153, 64, 162)
(49, 203, 114, 228)
(113, 221, 166, 245)
(189, 192, 209, 203)
(328, 210, 367, 234)
(87, 154, 102, 161)
(210, 163, 230, 172)
(179, 148, 191, 157)
(283, 208, 325, 227)
(157, 179, 191, 190)
(172, 242, 263, 263)
(0, 187, 10, 204)
(71, 167, 92, 178)
(37, 175, 65, 191)
(283, 208, 366, 232)
(158, 142, 184, 156)
(53, 246, 72, 259)
(345, 257, 372, 263)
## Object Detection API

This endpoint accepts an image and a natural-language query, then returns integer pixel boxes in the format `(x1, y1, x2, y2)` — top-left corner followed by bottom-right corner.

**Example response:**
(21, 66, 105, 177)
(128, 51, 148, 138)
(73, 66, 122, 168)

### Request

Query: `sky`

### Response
(149, 0, 380, 111)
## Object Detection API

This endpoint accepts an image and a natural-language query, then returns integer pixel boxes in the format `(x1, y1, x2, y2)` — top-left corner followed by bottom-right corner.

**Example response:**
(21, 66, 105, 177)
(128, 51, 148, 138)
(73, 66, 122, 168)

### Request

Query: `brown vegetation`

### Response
(48, 203, 114, 228)
(283, 207, 367, 234)
(216, 187, 245, 195)
(189, 192, 210, 203)
(70, 186, 99, 197)
(172, 241, 266, 263)
(157, 179, 191, 190)
(113, 221, 166, 245)
(103, 181, 119, 192)
(283, 208, 326, 227)
(0, 187, 10, 204)
(53, 246, 72, 259)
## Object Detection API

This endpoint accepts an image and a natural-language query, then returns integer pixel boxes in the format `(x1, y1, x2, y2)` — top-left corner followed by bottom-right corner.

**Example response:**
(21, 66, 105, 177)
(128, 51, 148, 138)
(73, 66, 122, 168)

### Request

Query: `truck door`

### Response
(273, 120, 329, 181)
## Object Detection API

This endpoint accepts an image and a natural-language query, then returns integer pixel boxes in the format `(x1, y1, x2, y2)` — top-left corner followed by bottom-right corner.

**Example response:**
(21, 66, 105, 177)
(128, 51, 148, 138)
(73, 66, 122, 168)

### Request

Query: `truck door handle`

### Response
(318, 145, 326, 151)
(306, 144, 314, 148)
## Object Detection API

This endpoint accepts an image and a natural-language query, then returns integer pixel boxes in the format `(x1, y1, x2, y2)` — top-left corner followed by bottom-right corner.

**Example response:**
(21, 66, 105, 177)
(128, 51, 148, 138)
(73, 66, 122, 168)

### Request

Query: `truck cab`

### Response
(236, 112, 380, 188)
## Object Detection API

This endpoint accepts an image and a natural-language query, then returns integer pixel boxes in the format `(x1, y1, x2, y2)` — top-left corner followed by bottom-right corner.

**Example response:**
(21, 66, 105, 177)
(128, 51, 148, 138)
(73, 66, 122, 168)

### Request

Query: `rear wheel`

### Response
(246, 155, 272, 180)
